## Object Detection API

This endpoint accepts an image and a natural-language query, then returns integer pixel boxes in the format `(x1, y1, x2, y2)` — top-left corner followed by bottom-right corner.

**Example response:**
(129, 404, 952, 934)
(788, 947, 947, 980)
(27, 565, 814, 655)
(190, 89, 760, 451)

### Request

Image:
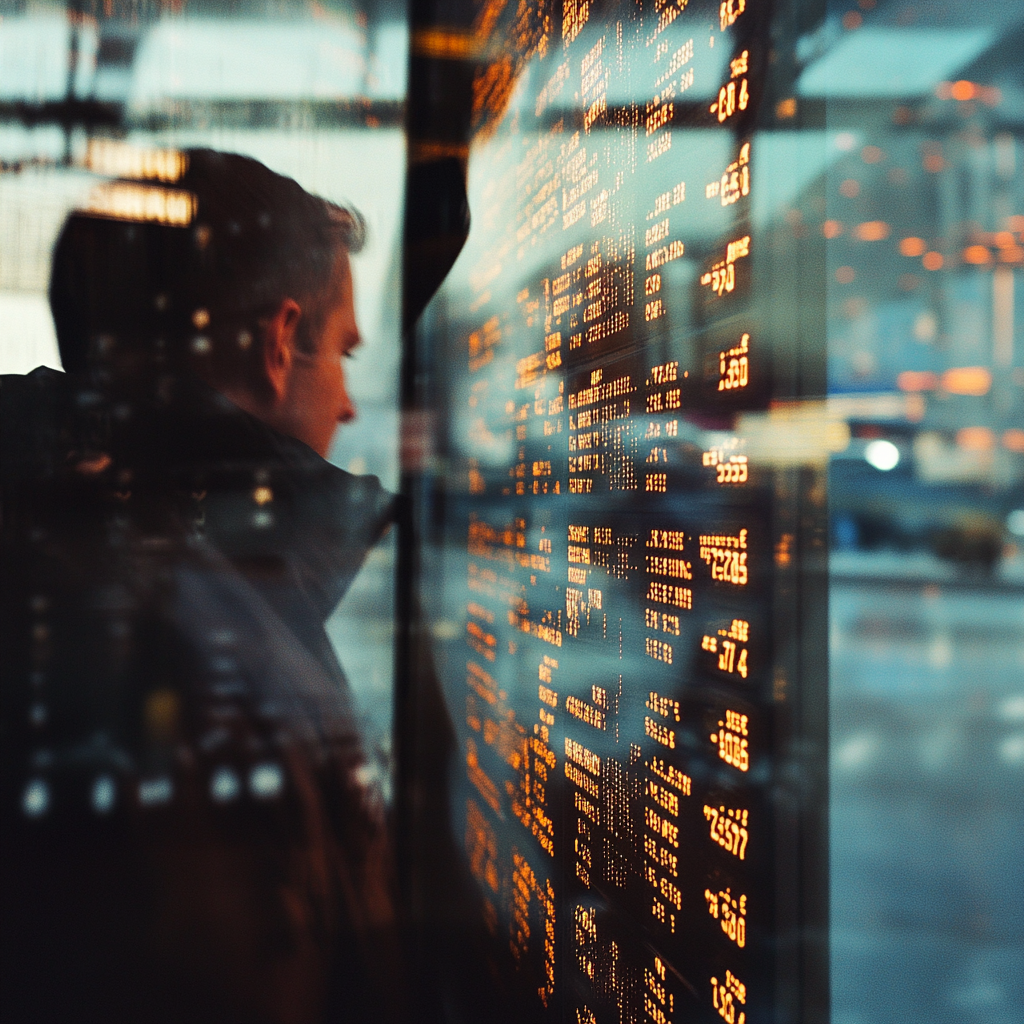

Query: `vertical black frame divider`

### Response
(393, 3, 476, 1016)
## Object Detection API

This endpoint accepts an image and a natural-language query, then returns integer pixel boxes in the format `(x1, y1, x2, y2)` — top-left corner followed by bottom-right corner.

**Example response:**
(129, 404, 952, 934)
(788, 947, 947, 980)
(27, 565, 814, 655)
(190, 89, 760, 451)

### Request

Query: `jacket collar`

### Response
(166, 374, 396, 620)
(13, 367, 395, 621)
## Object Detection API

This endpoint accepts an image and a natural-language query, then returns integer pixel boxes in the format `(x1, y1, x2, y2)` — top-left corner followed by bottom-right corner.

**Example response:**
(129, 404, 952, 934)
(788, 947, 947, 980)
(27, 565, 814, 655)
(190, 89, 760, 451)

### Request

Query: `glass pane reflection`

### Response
(0, 0, 406, 792)
(804, 1, 1024, 1019)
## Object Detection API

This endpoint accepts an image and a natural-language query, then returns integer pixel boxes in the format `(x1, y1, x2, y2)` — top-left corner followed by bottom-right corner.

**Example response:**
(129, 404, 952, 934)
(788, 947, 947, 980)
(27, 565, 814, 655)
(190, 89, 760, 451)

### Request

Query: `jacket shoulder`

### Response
(1, 368, 69, 476)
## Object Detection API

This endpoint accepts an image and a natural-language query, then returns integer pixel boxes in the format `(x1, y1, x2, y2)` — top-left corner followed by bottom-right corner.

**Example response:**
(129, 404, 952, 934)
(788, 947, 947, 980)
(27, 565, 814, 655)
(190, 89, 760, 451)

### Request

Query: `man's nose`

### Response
(338, 386, 356, 424)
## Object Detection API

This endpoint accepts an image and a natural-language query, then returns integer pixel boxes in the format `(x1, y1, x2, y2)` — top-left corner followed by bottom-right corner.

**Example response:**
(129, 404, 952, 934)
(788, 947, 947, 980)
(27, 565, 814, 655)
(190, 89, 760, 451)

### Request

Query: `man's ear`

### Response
(261, 298, 302, 403)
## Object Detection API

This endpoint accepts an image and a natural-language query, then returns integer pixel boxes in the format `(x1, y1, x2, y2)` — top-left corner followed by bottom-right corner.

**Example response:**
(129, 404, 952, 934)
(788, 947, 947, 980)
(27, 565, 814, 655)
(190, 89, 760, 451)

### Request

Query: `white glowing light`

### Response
(23, 778, 49, 817)
(1007, 510, 1024, 537)
(249, 763, 284, 799)
(999, 733, 1024, 766)
(864, 439, 900, 471)
(999, 695, 1024, 722)
(210, 767, 241, 803)
(92, 775, 116, 814)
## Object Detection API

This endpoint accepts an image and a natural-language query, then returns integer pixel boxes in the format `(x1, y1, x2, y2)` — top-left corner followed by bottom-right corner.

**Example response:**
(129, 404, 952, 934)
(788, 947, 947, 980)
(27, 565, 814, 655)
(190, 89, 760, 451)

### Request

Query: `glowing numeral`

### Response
(712, 715, 750, 770)
(720, 0, 746, 30)
(719, 333, 750, 390)
(715, 458, 749, 484)
(705, 888, 747, 947)
(712, 79, 749, 123)
(704, 804, 749, 859)
(711, 971, 747, 1024)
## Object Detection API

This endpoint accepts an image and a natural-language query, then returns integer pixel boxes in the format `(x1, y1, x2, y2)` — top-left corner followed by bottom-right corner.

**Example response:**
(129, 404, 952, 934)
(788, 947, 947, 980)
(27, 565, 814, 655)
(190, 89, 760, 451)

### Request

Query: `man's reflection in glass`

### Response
(0, 150, 403, 1023)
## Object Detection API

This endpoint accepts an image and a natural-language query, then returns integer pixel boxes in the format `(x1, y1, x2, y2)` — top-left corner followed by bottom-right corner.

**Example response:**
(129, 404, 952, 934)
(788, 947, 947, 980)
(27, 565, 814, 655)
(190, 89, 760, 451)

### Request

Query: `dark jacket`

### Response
(0, 366, 399, 1023)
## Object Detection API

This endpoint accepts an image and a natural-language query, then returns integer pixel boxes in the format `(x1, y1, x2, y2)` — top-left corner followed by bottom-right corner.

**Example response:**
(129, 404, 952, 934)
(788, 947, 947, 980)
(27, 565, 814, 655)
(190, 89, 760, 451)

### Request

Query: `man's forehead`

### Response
(328, 259, 360, 343)
(328, 251, 355, 310)
(336, 250, 354, 286)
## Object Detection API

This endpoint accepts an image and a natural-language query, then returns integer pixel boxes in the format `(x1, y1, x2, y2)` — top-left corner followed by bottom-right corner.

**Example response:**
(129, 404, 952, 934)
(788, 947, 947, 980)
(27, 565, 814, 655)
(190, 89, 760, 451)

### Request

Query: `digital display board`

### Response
(406, 0, 829, 1018)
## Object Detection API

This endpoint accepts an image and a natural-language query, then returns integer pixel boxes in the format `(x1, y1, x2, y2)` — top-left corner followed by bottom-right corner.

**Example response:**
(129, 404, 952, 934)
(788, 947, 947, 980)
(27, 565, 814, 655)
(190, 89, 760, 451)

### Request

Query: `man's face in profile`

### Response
(262, 254, 361, 458)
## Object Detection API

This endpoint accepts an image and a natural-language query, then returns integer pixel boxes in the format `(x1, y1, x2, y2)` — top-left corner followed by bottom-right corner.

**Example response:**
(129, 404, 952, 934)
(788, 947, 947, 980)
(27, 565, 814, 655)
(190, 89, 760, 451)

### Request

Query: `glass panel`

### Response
(797, 1, 1024, 1020)
(401, 0, 1023, 1022)
(401, 0, 830, 1019)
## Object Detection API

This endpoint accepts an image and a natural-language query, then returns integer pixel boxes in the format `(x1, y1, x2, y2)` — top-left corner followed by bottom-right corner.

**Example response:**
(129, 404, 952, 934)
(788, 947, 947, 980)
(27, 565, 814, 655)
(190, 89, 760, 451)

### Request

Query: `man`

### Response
(0, 150, 402, 1022)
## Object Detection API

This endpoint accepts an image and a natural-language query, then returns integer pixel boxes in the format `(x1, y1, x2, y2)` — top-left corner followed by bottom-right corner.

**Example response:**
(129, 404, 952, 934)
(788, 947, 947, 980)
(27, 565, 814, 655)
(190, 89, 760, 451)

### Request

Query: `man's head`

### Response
(49, 149, 365, 456)
(238, 249, 361, 458)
